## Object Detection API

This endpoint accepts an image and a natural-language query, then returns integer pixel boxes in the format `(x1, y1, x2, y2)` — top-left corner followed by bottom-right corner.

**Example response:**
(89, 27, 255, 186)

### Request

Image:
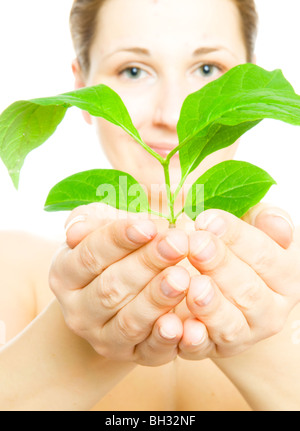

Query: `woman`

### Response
(0, 0, 300, 411)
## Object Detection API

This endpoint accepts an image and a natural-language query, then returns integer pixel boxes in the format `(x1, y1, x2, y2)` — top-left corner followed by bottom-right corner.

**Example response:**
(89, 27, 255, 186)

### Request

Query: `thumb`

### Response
(242, 203, 294, 249)
(64, 203, 150, 249)
(64, 203, 123, 248)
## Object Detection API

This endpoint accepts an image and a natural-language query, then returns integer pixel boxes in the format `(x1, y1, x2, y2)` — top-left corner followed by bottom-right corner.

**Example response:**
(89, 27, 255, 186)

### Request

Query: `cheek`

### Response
(92, 117, 146, 172)
(92, 118, 124, 166)
(93, 118, 123, 151)
(117, 90, 154, 130)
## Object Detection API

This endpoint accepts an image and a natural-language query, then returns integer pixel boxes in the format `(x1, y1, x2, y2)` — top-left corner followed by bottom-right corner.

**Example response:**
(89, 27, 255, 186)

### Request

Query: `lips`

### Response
(147, 143, 179, 158)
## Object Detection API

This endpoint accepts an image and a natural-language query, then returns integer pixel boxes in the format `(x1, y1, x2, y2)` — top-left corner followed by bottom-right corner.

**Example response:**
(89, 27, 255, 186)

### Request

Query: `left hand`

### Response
(178, 205, 299, 359)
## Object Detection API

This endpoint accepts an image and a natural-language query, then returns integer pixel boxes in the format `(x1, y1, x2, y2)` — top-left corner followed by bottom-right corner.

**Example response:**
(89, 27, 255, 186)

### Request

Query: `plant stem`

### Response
(148, 209, 168, 219)
(174, 207, 185, 220)
(173, 169, 191, 203)
(162, 160, 176, 227)
(132, 135, 165, 165)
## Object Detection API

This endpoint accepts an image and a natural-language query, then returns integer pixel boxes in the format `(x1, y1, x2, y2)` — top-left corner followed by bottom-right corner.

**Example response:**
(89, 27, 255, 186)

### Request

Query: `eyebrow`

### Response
(102, 45, 231, 60)
(192, 46, 225, 56)
(102, 47, 150, 60)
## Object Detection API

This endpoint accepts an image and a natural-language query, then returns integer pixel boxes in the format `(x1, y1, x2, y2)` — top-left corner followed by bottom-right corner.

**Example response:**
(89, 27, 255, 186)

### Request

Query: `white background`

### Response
(0, 0, 300, 242)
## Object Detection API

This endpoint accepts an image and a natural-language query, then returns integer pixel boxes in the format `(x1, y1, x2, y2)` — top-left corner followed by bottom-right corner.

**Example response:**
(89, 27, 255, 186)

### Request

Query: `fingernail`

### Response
(65, 215, 87, 234)
(190, 232, 216, 262)
(161, 275, 187, 298)
(190, 329, 207, 346)
(185, 321, 207, 346)
(193, 276, 214, 306)
(259, 211, 295, 232)
(157, 231, 187, 260)
(196, 212, 227, 237)
(159, 326, 177, 340)
(126, 221, 157, 243)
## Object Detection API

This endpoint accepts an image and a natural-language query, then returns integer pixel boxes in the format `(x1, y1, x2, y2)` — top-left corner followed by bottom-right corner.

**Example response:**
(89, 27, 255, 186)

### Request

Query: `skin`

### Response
(0, 207, 296, 410)
(1, 0, 300, 411)
(50, 0, 300, 410)
(53, 202, 300, 410)
(68, 0, 300, 355)
(56, 201, 297, 360)
(74, 0, 246, 214)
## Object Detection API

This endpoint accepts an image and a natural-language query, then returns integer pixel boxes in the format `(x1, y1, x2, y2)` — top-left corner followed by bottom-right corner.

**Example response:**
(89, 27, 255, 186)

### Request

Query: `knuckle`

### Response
(150, 294, 168, 310)
(233, 277, 263, 312)
(226, 218, 244, 247)
(219, 320, 246, 344)
(84, 334, 113, 359)
(137, 249, 162, 274)
(134, 346, 152, 366)
(203, 243, 230, 274)
(97, 269, 133, 310)
(144, 281, 168, 309)
(195, 237, 230, 273)
(116, 312, 145, 343)
(47, 246, 67, 295)
(92, 343, 110, 358)
(48, 270, 61, 296)
(217, 244, 231, 268)
(110, 221, 131, 249)
(64, 312, 84, 336)
(78, 238, 102, 275)
(251, 241, 276, 276)
(88, 333, 112, 358)
(93, 343, 123, 360)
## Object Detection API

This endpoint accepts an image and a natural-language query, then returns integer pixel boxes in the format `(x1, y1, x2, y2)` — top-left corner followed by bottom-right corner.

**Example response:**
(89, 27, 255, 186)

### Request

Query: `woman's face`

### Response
(79, 0, 248, 211)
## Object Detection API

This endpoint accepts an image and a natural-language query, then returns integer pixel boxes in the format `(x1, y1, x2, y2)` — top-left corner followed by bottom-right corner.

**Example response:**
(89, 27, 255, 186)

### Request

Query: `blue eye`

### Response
(121, 67, 146, 79)
(198, 64, 219, 77)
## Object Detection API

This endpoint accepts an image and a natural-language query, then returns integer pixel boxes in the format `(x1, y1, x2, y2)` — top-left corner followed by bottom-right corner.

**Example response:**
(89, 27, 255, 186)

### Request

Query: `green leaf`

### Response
(184, 160, 276, 220)
(44, 169, 150, 213)
(0, 85, 144, 189)
(177, 64, 300, 181)
(0, 101, 67, 188)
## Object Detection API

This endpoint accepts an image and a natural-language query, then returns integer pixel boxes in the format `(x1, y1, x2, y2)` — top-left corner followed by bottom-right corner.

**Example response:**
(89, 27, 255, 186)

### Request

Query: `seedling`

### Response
(1, 64, 300, 227)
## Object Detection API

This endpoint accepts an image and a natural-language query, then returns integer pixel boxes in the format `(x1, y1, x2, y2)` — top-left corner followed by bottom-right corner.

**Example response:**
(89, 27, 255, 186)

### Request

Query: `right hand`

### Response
(49, 204, 189, 366)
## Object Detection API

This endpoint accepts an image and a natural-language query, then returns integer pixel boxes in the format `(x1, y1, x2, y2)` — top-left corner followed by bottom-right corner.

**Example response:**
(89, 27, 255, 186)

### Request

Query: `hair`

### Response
(230, 0, 258, 62)
(69, 0, 258, 76)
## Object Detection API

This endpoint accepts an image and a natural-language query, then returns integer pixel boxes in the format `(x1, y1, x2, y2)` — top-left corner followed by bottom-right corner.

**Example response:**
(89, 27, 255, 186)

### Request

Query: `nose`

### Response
(152, 79, 188, 131)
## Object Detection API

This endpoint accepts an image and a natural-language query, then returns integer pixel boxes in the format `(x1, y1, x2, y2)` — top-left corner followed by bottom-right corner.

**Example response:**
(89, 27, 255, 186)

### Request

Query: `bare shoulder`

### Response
(0, 230, 60, 340)
(0, 230, 59, 280)
(0, 229, 59, 259)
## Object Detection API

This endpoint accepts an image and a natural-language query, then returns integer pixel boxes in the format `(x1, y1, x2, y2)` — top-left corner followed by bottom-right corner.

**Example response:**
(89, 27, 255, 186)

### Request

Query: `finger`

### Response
(178, 318, 214, 360)
(92, 312, 183, 363)
(100, 265, 189, 344)
(65, 203, 143, 249)
(194, 209, 300, 296)
(52, 217, 157, 290)
(182, 275, 250, 356)
(134, 313, 183, 366)
(79, 232, 188, 324)
(99, 227, 188, 298)
(242, 203, 294, 249)
(188, 229, 286, 330)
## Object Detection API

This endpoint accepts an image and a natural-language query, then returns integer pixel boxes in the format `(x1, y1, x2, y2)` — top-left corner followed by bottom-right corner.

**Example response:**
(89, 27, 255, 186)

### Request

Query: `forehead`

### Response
(93, 0, 245, 56)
